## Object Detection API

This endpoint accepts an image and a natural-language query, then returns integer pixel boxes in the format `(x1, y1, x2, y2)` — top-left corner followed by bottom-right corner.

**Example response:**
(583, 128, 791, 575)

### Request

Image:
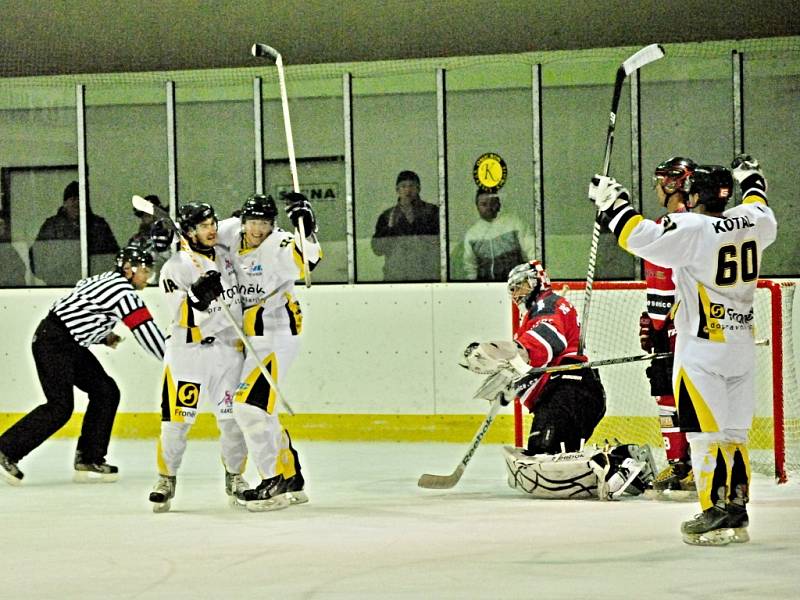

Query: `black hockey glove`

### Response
(150, 218, 174, 252)
(283, 192, 316, 233)
(189, 271, 223, 311)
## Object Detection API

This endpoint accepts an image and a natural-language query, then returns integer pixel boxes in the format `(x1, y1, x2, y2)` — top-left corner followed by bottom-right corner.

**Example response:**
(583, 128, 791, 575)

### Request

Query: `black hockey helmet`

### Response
(653, 157, 697, 194)
(240, 194, 277, 222)
(115, 243, 154, 272)
(688, 165, 733, 212)
(507, 260, 551, 309)
(178, 202, 217, 235)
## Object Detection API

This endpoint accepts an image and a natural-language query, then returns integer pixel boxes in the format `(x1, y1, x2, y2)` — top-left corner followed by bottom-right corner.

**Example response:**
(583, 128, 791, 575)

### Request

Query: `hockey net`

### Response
(512, 280, 800, 482)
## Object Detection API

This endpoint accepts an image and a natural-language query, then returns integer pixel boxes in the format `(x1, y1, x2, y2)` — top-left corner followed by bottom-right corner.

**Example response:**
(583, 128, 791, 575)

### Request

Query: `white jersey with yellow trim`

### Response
(610, 198, 776, 346)
(217, 217, 322, 335)
(158, 245, 243, 345)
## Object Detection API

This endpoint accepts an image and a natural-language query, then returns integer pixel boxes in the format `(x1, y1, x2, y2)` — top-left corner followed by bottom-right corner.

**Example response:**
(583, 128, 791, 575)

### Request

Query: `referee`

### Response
(0, 244, 165, 485)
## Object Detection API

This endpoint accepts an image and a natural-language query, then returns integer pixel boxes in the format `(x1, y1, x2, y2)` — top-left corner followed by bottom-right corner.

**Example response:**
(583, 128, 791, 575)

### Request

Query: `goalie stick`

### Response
(417, 396, 503, 489)
(131, 195, 295, 416)
(251, 42, 311, 288)
(579, 44, 665, 355)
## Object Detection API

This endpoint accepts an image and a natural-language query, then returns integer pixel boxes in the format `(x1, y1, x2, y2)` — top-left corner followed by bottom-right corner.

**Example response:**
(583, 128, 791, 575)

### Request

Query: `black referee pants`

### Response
(0, 313, 120, 464)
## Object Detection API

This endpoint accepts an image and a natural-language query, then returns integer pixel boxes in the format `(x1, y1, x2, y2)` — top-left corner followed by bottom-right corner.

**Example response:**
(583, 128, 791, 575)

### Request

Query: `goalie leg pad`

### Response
(504, 446, 609, 499)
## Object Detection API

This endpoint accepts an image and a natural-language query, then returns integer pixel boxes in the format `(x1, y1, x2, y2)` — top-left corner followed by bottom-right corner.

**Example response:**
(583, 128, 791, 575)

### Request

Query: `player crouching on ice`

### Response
(460, 260, 655, 500)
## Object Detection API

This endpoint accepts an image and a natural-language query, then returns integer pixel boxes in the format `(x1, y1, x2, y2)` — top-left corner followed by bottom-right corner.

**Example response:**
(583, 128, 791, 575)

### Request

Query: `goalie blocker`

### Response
(504, 443, 656, 500)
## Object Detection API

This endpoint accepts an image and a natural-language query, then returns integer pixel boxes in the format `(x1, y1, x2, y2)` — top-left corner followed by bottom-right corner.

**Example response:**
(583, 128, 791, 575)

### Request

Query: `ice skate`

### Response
(225, 470, 249, 507)
(149, 475, 177, 513)
(726, 503, 750, 543)
(645, 460, 696, 501)
(284, 471, 308, 505)
(73, 451, 119, 483)
(681, 506, 733, 546)
(0, 450, 23, 486)
(243, 475, 290, 512)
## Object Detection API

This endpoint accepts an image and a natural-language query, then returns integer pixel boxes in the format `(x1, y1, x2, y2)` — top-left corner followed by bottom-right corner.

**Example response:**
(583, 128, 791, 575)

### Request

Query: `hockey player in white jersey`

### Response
(148, 202, 249, 512)
(589, 155, 777, 545)
(216, 192, 321, 511)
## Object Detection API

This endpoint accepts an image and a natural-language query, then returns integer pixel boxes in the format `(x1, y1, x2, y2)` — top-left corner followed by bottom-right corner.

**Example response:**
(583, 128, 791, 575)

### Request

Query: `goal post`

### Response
(512, 279, 799, 482)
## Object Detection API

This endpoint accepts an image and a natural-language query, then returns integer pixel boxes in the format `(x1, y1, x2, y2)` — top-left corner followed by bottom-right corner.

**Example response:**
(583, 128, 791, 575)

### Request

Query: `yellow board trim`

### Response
(0, 413, 790, 448)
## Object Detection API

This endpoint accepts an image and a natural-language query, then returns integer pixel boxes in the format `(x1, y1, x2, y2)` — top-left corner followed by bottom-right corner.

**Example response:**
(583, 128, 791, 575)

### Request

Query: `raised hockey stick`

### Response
(418, 396, 503, 489)
(132, 195, 295, 416)
(251, 42, 311, 288)
(579, 44, 665, 355)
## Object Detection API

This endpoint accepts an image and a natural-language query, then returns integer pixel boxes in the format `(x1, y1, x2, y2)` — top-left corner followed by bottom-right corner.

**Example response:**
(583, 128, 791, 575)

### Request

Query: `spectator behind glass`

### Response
(0, 216, 26, 287)
(371, 170, 440, 281)
(30, 181, 120, 284)
(128, 194, 169, 281)
(463, 189, 536, 281)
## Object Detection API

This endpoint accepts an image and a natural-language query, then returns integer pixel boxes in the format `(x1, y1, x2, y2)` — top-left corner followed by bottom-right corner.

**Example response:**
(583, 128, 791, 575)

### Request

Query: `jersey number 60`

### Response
(715, 240, 757, 286)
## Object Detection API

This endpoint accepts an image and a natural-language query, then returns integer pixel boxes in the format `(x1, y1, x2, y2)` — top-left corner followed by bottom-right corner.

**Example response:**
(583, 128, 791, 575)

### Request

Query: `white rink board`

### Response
(0, 281, 797, 417)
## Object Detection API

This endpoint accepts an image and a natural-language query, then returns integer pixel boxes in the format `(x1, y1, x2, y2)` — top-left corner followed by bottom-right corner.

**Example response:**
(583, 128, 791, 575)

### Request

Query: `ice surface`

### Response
(2, 439, 800, 599)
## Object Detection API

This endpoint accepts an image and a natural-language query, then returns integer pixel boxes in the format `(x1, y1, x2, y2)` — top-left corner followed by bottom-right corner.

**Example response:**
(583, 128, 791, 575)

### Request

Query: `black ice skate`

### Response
(0, 450, 23, 486)
(726, 503, 750, 543)
(225, 470, 249, 507)
(149, 475, 177, 513)
(284, 471, 308, 505)
(681, 505, 733, 546)
(73, 451, 119, 483)
(243, 475, 290, 512)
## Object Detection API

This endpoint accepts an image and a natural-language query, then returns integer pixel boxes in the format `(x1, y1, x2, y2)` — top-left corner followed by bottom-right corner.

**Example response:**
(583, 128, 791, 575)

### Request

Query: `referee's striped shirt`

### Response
(51, 271, 166, 360)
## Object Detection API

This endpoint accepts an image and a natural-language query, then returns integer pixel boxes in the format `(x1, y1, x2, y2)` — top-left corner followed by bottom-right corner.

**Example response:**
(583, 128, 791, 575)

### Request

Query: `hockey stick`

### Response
(132, 195, 295, 416)
(251, 42, 311, 288)
(579, 44, 665, 355)
(418, 396, 503, 489)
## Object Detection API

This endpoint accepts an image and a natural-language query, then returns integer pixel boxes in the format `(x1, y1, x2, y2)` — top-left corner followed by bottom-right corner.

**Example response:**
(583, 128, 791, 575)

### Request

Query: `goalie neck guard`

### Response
(508, 260, 551, 310)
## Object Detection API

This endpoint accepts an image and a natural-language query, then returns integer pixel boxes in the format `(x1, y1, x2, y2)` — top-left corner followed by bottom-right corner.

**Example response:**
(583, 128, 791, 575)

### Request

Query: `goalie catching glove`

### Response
(188, 271, 224, 311)
(283, 192, 316, 234)
(460, 340, 530, 375)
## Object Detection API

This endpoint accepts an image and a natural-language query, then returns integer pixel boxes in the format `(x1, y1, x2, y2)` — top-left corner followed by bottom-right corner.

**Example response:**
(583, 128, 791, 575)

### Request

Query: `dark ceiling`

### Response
(2, 0, 799, 78)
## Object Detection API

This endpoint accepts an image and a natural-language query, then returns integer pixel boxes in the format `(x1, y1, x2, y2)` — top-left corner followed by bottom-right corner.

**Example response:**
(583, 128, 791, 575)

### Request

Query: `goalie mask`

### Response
(507, 260, 551, 310)
(688, 165, 733, 212)
(240, 193, 277, 223)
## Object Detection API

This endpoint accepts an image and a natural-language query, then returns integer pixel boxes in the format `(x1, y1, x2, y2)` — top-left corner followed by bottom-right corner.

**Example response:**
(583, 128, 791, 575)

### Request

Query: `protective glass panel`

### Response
(85, 83, 168, 281)
(542, 55, 635, 280)
(262, 77, 346, 283)
(743, 50, 800, 277)
(0, 84, 77, 286)
(352, 72, 440, 283)
(446, 64, 536, 282)
(176, 78, 254, 221)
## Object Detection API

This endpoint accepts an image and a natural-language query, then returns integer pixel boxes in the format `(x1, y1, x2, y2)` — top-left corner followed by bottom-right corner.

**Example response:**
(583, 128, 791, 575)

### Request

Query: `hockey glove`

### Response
(189, 271, 223, 311)
(639, 312, 653, 352)
(731, 154, 767, 193)
(150, 218, 174, 252)
(588, 175, 630, 213)
(283, 192, 316, 233)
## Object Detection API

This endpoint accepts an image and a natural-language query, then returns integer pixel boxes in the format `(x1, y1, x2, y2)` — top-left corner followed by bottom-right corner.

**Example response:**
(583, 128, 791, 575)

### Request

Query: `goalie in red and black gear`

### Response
(508, 260, 606, 455)
(641, 157, 696, 494)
